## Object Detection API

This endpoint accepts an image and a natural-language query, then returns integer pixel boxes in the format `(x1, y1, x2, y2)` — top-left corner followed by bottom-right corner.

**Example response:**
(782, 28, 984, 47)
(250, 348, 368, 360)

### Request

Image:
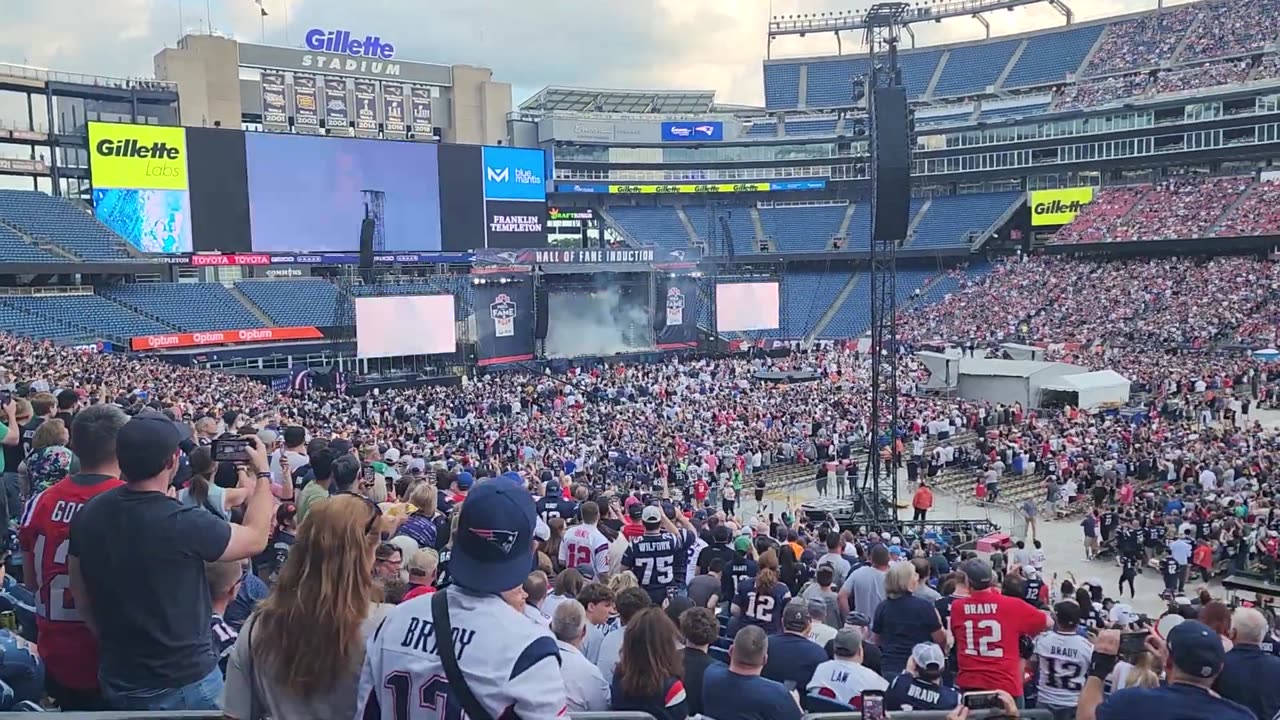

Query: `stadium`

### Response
(0, 0, 1279, 717)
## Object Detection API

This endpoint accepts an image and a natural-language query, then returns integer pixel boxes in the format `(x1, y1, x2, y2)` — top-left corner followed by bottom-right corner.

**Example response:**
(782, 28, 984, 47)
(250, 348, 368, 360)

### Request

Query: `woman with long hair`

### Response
(732, 548, 791, 635)
(610, 608, 688, 720)
(222, 494, 387, 719)
(179, 446, 252, 520)
(394, 481, 443, 550)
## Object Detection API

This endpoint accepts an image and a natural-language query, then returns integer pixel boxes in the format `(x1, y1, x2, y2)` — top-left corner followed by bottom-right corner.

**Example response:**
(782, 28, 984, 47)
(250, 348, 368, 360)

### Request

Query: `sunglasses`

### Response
(344, 491, 383, 536)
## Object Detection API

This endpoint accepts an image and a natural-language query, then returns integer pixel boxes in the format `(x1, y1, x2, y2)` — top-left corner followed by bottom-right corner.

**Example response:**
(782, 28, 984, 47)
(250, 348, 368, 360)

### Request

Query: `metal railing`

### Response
(0, 62, 177, 92)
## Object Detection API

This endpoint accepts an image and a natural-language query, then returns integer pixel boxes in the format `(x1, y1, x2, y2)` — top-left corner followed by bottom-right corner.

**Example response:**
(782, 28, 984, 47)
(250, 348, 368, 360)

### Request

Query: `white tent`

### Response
(1041, 369, 1131, 411)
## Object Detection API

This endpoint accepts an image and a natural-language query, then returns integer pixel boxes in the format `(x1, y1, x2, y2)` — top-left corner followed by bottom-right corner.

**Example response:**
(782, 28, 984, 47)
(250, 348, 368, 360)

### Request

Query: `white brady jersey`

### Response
(1033, 630, 1093, 709)
(686, 536, 708, 586)
(806, 658, 888, 706)
(356, 589, 567, 720)
(560, 523, 611, 576)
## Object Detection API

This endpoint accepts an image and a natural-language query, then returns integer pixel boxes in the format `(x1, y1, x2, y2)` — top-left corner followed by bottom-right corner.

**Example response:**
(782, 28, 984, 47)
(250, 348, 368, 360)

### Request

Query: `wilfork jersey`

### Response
(17, 473, 122, 690)
(356, 589, 567, 720)
(1033, 630, 1093, 709)
(622, 531, 690, 602)
(560, 523, 611, 576)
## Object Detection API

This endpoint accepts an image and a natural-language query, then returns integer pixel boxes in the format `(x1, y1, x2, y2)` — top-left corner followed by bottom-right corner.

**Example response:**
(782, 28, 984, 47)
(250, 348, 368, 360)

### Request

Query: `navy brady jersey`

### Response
(884, 673, 960, 711)
(357, 589, 566, 720)
(622, 532, 688, 603)
(733, 578, 792, 635)
(535, 496, 579, 524)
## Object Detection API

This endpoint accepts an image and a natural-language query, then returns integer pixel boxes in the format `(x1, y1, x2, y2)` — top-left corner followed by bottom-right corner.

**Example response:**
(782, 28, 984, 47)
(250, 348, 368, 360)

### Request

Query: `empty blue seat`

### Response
(607, 207, 692, 250)
(934, 39, 1021, 97)
(758, 205, 848, 252)
(764, 63, 802, 110)
(0, 190, 134, 260)
(102, 283, 264, 331)
(1004, 25, 1104, 88)
(236, 279, 345, 327)
(911, 192, 1022, 248)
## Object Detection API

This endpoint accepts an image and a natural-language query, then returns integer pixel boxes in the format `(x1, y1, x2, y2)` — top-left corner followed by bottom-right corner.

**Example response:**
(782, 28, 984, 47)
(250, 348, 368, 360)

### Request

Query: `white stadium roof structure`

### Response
(520, 86, 716, 114)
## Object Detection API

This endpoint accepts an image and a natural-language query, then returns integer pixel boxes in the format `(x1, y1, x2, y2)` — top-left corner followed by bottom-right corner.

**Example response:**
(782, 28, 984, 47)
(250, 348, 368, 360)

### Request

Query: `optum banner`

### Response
(1030, 187, 1095, 226)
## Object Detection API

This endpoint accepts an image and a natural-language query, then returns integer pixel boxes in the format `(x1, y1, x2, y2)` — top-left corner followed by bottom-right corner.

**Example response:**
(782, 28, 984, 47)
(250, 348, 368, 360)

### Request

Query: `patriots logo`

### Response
(496, 251, 519, 264)
(669, 250, 686, 261)
(469, 527, 520, 555)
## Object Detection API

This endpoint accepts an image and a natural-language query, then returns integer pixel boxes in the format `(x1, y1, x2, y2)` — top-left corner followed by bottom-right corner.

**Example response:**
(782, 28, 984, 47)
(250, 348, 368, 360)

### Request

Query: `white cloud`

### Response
(0, 0, 1202, 110)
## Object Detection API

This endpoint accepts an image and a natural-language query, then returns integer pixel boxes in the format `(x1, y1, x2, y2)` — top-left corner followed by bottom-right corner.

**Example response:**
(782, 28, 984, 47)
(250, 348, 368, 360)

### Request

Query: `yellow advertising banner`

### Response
(87, 122, 189, 190)
(608, 182, 771, 195)
(1030, 186, 1095, 226)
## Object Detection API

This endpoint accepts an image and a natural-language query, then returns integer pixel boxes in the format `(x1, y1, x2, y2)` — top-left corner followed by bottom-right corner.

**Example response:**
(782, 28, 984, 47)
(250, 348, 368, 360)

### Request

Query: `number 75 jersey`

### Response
(356, 589, 568, 720)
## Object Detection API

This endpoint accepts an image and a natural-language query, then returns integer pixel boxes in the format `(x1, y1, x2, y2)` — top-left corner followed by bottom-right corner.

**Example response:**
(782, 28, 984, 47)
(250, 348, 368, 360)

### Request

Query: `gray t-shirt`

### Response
(840, 565, 887, 619)
(688, 573, 722, 609)
(817, 552, 852, 588)
(800, 583, 842, 629)
(913, 584, 942, 603)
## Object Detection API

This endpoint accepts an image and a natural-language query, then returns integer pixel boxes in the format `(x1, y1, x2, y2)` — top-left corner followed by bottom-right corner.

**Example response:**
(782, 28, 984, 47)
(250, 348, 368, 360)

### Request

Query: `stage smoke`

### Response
(545, 281, 653, 357)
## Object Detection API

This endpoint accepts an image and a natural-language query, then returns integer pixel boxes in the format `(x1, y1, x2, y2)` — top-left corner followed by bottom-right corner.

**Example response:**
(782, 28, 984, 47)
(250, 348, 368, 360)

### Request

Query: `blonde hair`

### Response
(885, 562, 916, 599)
(32, 418, 68, 451)
(1124, 652, 1161, 689)
(366, 474, 388, 503)
(250, 494, 381, 695)
(408, 482, 437, 516)
(609, 570, 639, 594)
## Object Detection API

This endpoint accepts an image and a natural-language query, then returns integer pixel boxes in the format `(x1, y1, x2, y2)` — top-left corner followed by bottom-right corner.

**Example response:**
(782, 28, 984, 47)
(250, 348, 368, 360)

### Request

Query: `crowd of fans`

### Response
(1215, 180, 1280, 238)
(1054, 73, 1152, 112)
(0, 244, 1275, 717)
(1084, 4, 1205, 77)
(1049, 176, 1269, 245)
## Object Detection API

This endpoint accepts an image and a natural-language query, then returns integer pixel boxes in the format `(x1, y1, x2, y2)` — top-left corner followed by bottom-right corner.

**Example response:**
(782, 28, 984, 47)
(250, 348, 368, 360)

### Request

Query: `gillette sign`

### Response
(661, 121, 723, 142)
(304, 28, 395, 60)
(482, 146, 546, 202)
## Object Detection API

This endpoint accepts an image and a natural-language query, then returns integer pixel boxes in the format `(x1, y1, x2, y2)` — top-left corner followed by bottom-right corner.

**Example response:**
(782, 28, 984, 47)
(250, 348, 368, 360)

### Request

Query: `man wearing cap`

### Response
(536, 479, 579, 524)
(357, 473, 568, 720)
(67, 412, 275, 711)
(622, 505, 695, 604)
(1031, 601, 1093, 719)
(806, 627, 888, 708)
(884, 642, 960, 711)
(763, 598, 829, 691)
(1077, 622, 1254, 720)
(949, 558, 1052, 705)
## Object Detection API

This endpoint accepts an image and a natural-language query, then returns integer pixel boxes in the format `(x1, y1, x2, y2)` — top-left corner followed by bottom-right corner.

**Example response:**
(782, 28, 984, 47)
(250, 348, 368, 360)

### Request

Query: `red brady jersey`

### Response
(949, 587, 1050, 697)
(18, 474, 123, 690)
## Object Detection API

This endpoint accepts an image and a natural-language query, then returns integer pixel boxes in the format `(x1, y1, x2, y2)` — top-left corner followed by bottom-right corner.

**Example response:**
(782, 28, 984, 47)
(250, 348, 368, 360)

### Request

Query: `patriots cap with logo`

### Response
(451, 471, 537, 594)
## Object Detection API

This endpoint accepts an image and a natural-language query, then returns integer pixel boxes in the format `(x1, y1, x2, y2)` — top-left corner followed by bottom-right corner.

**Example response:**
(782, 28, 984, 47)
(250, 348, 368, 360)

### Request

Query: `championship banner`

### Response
(410, 85, 433, 135)
(383, 84, 406, 138)
(323, 77, 350, 132)
(353, 79, 378, 136)
(473, 283, 535, 366)
(260, 72, 288, 131)
(656, 276, 699, 349)
(292, 74, 320, 131)
(130, 326, 323, 351)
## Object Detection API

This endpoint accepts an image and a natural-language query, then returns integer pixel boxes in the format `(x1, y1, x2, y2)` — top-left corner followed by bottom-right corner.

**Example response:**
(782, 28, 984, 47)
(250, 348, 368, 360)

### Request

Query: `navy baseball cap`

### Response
(1167, 620, 1225, 679)
(116, 409, 193, 482)
(451, 474, 536, 594)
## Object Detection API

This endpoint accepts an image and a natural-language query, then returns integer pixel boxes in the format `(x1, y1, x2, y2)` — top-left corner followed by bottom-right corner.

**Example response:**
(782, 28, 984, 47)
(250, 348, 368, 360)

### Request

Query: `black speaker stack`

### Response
(870, 86, 911, 242)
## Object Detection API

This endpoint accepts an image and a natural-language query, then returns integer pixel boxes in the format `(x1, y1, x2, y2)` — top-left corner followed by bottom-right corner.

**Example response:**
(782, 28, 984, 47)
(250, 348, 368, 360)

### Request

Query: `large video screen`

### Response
(245, 133, 442, 252)
(715, 282, 780, 332)
(355, 295, 456, 359)
(88, 122, 193, 253)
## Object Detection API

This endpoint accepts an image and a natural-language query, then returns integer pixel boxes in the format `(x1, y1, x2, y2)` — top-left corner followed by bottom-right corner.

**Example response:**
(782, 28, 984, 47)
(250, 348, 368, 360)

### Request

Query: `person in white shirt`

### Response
(807, 628, 888, 706)
(806, 597, 838, 647)
(1199, 466, 1217, 492)
(560, 501, 612, 580)
(356, 474, 567, 720)
(551, 600, 610, 711)
(1031, 601, 1093, 716)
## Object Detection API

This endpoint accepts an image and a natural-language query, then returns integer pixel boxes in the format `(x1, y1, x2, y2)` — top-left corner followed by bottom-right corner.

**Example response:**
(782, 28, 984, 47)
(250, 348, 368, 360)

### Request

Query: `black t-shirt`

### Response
(18, 417, 44, 458)
(69, 486, 232, 688)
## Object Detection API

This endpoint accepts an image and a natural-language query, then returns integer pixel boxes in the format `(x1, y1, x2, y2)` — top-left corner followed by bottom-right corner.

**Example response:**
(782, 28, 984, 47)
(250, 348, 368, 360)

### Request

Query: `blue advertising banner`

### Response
(661, 121, 723, 142)
(482, 146, 546, 202)
(473, 282, 535, 366)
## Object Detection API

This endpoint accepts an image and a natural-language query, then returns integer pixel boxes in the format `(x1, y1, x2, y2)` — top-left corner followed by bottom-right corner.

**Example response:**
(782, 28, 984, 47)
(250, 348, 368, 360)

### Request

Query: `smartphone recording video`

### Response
(212, 438, 251, 463)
